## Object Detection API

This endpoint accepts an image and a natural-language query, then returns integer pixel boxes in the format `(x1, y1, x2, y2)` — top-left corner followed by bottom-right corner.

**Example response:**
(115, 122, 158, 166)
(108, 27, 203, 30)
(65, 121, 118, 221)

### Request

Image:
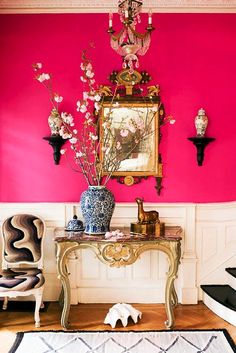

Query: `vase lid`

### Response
(65, 215, 84, 232)
(198, 108, 206, 116)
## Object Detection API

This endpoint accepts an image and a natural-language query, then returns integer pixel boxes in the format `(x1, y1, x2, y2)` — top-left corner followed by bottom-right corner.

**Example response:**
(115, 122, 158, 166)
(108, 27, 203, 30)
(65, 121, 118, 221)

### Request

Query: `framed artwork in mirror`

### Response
(99, 100, 162, 187)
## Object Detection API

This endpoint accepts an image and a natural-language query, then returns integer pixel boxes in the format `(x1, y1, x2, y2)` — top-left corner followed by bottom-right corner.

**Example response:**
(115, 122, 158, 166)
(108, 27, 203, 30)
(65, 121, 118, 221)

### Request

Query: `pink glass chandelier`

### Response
(108, 0, 155, 72)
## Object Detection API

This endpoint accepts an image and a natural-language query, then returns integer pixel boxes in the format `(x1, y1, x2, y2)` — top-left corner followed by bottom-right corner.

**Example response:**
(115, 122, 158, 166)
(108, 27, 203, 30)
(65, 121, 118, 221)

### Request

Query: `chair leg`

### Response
(34, 291, 43, 328)
(2, 297, 8, 310)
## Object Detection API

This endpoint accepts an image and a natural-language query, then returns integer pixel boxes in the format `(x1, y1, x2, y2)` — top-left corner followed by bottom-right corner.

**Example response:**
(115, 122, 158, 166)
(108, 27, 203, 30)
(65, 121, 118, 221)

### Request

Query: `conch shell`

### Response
(104, 303, 142, 328)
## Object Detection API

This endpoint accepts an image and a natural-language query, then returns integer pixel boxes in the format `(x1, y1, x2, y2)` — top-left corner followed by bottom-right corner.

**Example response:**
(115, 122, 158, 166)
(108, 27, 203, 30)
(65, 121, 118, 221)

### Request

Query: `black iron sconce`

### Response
(43, 135, 67, 165)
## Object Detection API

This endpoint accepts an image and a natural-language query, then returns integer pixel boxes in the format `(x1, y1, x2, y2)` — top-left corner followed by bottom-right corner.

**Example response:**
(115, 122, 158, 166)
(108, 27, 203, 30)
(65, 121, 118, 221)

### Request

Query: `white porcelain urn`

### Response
(48, 108, 62, 135)
(195, 108, 208, 137)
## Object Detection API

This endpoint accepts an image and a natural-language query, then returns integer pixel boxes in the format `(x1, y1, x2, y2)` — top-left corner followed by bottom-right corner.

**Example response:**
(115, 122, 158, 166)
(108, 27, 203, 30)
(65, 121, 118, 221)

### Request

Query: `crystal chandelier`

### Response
(108, 0, 155, 73)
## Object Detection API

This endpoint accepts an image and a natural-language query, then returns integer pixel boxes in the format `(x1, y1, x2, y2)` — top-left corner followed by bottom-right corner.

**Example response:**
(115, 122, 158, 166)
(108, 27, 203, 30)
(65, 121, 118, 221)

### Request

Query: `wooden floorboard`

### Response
(0, 302, 235, 352)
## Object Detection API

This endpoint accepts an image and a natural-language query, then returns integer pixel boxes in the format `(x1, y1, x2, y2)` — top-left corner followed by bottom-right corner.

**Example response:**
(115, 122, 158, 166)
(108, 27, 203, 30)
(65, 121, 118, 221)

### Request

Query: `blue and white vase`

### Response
(80, 186, 115, 235)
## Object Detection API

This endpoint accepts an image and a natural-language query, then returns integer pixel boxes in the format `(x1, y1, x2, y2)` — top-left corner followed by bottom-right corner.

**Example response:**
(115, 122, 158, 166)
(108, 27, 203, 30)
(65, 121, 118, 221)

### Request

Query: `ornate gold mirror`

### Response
(99, 69, 164, 194)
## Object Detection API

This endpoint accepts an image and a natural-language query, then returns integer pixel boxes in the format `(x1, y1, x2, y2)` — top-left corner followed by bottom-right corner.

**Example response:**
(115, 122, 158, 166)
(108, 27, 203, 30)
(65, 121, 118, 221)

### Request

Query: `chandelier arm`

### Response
(110, 28, 126, 42)
(136, 35, 151, 56)
(128, 24, 151, 40)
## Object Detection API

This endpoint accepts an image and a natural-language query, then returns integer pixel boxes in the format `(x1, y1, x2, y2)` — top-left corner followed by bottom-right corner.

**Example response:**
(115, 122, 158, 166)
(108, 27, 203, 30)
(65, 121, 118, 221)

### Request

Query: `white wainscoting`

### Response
(196, 203, 236, 300)
(0, 201, 235, 305)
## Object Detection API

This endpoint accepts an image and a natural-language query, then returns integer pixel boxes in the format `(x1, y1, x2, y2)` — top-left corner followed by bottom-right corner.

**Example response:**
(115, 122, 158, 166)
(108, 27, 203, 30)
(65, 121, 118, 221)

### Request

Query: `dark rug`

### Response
(0, 301, 50, 312)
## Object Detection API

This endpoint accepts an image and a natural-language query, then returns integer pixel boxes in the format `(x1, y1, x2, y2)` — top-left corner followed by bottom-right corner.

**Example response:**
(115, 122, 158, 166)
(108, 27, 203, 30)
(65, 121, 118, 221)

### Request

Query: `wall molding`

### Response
(0, 0, 236, 14)
(0, 201, 235, 304)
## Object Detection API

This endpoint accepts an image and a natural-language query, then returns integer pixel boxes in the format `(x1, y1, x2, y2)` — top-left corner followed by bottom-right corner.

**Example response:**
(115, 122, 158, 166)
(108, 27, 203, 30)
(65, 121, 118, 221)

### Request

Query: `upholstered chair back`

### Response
(2, 214, 44, 267)
(0, 214, 45, 327)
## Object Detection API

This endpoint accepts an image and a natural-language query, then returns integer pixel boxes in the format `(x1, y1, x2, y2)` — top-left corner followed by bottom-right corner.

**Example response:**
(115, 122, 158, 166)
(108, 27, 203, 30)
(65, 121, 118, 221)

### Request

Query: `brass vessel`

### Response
(130, 222, 165, 237)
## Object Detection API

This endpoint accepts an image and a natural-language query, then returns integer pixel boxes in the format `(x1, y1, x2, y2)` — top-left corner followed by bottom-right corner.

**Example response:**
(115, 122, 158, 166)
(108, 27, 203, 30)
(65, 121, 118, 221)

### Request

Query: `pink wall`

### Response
(0, 13, 236, 203)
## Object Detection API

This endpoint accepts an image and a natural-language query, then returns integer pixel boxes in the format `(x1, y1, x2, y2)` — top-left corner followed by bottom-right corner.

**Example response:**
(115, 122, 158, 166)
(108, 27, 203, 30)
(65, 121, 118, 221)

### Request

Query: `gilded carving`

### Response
(101, 243, 133, 267)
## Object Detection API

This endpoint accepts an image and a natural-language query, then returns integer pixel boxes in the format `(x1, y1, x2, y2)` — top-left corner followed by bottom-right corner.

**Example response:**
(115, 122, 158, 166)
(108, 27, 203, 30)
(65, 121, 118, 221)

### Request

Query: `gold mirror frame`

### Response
(99, 69, 164, 194)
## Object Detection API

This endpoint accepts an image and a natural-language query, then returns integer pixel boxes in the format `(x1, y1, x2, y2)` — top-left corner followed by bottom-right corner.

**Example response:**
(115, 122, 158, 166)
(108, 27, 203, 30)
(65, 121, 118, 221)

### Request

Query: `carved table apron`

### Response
(54, 227, 182, 329)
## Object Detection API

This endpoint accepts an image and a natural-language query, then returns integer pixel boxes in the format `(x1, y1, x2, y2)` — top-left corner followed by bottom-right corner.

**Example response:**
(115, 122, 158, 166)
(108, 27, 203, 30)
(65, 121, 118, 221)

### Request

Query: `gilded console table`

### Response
(54, 226, 182, 329)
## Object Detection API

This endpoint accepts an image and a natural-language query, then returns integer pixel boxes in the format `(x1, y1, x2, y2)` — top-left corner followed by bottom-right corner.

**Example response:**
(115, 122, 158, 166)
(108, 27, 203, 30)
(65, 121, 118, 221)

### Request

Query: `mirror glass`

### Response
(100, 102, 159, 177)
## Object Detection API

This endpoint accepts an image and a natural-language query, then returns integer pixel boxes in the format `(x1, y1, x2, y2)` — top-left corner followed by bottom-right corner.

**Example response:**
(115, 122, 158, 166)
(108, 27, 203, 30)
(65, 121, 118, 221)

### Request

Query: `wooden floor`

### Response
(0, 302, 235, 352)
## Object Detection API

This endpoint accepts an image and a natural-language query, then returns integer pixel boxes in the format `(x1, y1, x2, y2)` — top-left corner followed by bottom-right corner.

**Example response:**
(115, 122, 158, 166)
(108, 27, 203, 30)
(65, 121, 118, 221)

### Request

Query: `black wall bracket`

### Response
(188, 137, 215, 166)
(43, 135, 67, 165)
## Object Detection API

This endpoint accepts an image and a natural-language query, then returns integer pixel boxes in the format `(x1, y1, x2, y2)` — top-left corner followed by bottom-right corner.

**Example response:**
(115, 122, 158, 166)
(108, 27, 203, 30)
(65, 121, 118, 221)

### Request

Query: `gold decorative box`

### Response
(130, 222, 165, 237)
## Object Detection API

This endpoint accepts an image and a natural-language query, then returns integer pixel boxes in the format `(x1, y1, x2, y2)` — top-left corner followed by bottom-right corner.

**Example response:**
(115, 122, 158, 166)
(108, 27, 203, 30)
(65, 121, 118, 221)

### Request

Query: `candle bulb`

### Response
(109, 12, 113, 28)
(125, 10, 129, 19)
(148, 10, 152, 25)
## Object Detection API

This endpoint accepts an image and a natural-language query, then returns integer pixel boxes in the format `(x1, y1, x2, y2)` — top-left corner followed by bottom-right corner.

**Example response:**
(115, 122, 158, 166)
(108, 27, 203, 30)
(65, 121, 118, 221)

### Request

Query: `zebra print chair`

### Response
(0, 214, 45, 327)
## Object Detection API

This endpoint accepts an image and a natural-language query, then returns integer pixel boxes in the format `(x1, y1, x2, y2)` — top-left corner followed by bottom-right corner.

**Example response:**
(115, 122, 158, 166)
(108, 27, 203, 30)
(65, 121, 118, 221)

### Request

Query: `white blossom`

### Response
(94, 93, 101, 102)
(83, 92, 89, 100)
(86, 70, 94, 78)
(54, 95, 63, 103)
(120, 129, 129, 137)
(80, 105, 87, 113)
(59, 129, 72, 139)
(61, 112, 74, 125)
(86, 62, 92, 71)
(69, 137, 77, 144)
(37, 73, 50, 82)
(33, 62, 42, 71)
(89, 132, 98, 141)
(76, 151, 83, 158)
(94, 102, 101, 111)
(86, 118, 93, 125)
(80, 76, 87, 82)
